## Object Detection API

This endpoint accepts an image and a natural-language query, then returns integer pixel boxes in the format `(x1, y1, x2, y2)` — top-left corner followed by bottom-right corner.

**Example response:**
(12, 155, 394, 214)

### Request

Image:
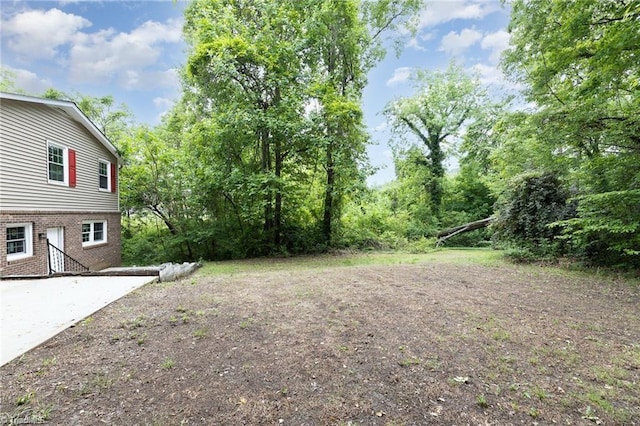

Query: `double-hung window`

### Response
(6, 223, 33, 261)
(48, 143, 66, 183)
(82, 220, 107, 246)
(47, 141, 76, 187)
(99, 160, 110, 191)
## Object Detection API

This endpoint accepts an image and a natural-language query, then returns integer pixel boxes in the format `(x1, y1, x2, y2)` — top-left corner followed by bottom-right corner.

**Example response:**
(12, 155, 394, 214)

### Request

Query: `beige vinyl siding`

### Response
(0, 99, 119, 212)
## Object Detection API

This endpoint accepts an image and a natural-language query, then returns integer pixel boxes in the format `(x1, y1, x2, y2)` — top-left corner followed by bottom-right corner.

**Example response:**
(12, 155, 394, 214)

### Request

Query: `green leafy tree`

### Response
(184, 0, 314, 253)
(41, 89, 133, 145)
(308, 0, 421, 245)
(504, 0, 640, 156)
(501, 0, 640, 267)
(384, 63, 488, 214)
(182, 0, 423, 254)
(0, 68, 18, 92)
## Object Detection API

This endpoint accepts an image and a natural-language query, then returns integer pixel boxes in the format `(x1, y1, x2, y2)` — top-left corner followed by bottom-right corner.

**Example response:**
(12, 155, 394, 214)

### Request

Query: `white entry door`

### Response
(47, 227, 65, 273)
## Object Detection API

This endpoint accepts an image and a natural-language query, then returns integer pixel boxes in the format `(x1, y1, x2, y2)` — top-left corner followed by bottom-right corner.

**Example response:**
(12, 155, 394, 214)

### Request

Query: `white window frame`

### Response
(47, 140, 68, 186)
(6, 223, 33, 261)
(98, 159, 111, 191)
(82, 220, 107, 247)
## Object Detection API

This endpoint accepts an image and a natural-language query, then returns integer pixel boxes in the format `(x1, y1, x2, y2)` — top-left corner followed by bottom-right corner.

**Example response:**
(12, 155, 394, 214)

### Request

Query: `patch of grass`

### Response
(491, 329, 512, 342)
(135, 333, 147, 346)
(585, 391, 614, 414)
(92, 372, 114, 390)
(528, 406, 540, 418)
(161, 358, 175, 370)
(398, 357, 421, 367)
(41, 357, 56, 368)
(3, 403, 53, 424)
(423, 355, 440, 371)
(476, 394, 489, 408)
(120, 314, 147, 330)
(36, 357, 56, 376)
(192, 328, 208, 339)
(80, 316, 94, 326)
(239, 317, 253, 329)
(590, 365, 628, 386)
(532, 384, 549, 401)
(15, 392, 35, 406)
(33, 404, 53, 422)
(198, 249, 506, 276)
(617, 344, 640, 370)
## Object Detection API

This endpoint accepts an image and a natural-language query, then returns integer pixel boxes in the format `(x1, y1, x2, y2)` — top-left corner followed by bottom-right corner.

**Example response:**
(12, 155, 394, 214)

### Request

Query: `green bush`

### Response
(406, 237, 437, 253)
(554, 190, 640, 269)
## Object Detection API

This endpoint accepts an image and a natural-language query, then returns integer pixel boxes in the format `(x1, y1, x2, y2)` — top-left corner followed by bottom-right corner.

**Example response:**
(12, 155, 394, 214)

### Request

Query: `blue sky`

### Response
(1, 0, 512, 185)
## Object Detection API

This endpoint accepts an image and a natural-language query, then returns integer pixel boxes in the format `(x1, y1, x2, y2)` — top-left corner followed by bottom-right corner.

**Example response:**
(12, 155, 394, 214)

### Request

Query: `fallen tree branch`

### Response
(436, 217, 494, 247)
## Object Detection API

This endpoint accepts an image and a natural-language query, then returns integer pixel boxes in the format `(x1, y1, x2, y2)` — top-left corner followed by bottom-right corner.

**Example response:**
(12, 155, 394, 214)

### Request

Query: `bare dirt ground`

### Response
(1, 251, 639, 425)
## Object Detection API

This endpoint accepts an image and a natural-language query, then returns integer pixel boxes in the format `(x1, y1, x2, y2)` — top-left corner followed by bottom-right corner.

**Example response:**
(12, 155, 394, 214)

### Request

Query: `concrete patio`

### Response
(0, 275, 158, 366)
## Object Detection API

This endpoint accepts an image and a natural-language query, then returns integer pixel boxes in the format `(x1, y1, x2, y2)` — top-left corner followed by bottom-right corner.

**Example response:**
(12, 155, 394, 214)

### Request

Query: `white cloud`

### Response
(470, 63, 523, 95)
(406, 31, 435, 51)
(417, 1, 502, 29)
(1, 7, 184, 92)
(1, 8, 91, 59)
(68, 18, 183, 88)
(480, 29, 511, 63)
(471, 63, 504, 86)
(153, 96, 174, 110)
(406, 37, 427, 51)
(129, 18, 183, 45)
(386, 67, 413, 86)
(119, 68, 180, 91)
(439, 28, 482, 55)
(2, 66, 53, 93)
(373, 121, 389, 132)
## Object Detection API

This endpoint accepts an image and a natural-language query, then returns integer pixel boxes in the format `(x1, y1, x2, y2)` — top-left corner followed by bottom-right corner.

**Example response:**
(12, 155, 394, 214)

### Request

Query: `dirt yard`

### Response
(1, 251, 638, 425)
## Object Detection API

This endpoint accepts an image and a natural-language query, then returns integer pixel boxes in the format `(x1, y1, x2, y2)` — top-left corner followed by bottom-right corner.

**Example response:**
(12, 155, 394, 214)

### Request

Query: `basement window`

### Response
(6, 223, 33, 261)
(82, 220, 107, 246)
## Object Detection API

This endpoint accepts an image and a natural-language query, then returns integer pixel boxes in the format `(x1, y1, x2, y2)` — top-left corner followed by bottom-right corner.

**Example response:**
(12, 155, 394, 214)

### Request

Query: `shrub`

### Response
(554, 190, 640, 269)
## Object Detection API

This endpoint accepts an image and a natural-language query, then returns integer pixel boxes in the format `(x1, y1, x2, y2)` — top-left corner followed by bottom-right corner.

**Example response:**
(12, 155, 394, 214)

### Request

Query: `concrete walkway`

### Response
(0, 275, 157, 367)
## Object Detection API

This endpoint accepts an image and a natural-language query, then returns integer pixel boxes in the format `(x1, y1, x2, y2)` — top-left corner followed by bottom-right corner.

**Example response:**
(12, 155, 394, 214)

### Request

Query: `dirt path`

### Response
(1, 257, 638, 425)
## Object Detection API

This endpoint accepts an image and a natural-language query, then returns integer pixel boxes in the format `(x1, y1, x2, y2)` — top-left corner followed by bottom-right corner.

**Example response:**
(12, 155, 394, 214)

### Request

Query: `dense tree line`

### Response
(122, 0, 639, 269)
(5, 0, 635, 269)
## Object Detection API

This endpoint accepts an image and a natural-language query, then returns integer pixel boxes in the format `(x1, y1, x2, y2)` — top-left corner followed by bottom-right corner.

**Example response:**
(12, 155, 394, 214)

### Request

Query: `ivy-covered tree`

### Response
(492, 171, 575, 259)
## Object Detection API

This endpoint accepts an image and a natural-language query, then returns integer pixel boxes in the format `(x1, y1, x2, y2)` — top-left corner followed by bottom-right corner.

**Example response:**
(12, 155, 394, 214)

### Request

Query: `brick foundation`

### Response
(0, 211, 121, 277)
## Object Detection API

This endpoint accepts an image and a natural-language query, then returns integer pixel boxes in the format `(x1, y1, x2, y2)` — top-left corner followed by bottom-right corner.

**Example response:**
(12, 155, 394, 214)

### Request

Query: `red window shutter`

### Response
(111, 163, 117, 193)
(69, 149, 77, 187)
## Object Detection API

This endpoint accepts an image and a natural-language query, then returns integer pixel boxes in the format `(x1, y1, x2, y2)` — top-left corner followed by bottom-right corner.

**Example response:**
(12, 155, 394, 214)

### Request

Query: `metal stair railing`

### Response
(47, 240, 90, 274)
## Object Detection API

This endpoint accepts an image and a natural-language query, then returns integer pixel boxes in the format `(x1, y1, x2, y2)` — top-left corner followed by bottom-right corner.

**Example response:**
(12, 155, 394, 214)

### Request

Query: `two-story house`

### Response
(0, 92, 122, 277)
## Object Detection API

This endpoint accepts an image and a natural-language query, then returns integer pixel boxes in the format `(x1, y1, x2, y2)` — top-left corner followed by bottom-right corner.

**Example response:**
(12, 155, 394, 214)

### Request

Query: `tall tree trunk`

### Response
(428, 134, 445, 214)
(323, 140, 335, 244)
(261, 127, 273, 241)
(274, 134, 283, 248)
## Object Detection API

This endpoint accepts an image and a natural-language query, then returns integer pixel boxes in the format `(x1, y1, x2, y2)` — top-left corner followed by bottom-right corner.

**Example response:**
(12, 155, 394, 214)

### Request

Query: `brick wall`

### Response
(0, 211, 121, 277)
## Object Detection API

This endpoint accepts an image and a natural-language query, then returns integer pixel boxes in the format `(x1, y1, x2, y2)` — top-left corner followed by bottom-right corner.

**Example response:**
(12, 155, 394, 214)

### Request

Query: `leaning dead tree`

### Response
(436, 217, 494, 246)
